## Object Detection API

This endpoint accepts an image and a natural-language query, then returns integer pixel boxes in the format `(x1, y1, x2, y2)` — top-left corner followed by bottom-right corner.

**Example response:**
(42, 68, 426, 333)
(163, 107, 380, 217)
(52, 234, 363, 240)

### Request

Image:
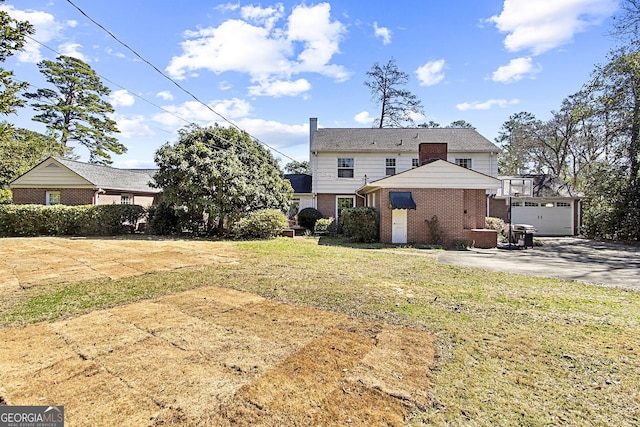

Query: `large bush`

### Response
(297, 207, 324, 231)
(0, 204, 145, 237)
(148, 201, 180, 235)
(231, 209, 288, 239)
(341, 207, 379, 243)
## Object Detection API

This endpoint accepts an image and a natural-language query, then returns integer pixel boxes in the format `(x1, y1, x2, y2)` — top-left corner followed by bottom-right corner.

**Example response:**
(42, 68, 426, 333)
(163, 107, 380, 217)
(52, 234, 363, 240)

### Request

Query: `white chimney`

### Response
(309, 117, 318, 143)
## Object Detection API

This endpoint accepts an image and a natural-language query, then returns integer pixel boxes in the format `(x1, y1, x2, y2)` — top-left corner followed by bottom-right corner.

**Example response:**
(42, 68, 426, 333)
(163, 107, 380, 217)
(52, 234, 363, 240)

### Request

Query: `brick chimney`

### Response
(418, 143, 448, 165)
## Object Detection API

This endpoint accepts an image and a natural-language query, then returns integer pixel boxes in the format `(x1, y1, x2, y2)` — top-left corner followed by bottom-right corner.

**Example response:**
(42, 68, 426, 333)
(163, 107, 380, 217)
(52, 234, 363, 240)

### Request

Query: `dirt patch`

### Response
(1, 286, 435, 426)
(0, 237, 241, 292)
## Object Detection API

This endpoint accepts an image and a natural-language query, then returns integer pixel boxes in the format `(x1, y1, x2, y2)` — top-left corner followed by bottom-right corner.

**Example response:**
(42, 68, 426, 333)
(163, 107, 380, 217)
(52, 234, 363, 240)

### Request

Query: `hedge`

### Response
(341, 207, 379, 243)
(231, 209, 288, 239)
(0, 204, 146, 237)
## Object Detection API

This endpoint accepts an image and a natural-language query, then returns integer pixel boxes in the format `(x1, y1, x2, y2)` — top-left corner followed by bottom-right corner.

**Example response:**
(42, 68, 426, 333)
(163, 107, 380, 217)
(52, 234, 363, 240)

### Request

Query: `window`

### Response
(46, 191, 61, 205)
(511, 201, 522, 207)
(385, 158, 396, 176)
(336, 196, 355, 218)
(121, 194, 133, 205)
(412, 158, 419, 168)
(557, 202, 571, 207)
(525, 201, 539, 207)
(455, 158, 472, 169)
(337, 158, 354, 178)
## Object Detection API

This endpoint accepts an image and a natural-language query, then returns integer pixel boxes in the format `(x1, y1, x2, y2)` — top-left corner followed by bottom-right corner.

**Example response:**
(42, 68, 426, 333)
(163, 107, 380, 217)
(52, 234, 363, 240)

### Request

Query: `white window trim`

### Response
(335, 195, 355, 219)
(337, 157, 355, 179)
(120, 193, 133, 205)
(46, 191, 61, 206)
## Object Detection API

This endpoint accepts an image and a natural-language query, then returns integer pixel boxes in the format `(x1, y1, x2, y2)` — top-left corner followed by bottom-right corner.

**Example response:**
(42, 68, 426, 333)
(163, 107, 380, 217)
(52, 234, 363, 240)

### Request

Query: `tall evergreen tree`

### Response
(364, 59, 424, 128)
(0, 1, 34, 116)
(25, 55, 125, 165)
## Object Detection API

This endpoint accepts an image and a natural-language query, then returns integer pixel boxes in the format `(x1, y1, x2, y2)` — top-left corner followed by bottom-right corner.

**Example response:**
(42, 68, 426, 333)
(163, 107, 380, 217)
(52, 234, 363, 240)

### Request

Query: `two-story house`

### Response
(308, 118, 502, 246)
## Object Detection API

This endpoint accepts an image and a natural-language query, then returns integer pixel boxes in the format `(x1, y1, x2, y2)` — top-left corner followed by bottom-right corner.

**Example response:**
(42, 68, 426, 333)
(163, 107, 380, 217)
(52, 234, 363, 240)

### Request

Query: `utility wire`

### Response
(64, 0, 297, 163)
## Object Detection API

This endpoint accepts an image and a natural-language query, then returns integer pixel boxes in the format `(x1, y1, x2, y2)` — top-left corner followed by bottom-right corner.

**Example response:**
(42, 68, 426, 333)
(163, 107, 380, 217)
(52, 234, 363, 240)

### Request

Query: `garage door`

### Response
(512, 200, 573, 236)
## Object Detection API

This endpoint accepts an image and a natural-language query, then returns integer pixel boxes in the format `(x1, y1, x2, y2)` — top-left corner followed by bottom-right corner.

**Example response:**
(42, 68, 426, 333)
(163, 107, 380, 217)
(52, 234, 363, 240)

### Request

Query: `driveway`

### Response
(437, 237, 640, 291)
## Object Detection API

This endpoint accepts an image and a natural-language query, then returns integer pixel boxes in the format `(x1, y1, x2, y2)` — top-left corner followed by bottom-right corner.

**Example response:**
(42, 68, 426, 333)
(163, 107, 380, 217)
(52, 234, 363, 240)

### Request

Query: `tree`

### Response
(153, 124, 293, 235)
(447, 120, 476, 129)
(0, 2, 34, 115)
(418, 121, 441, 128)
(495, 112, 542, 175)
(610, 0, 640, 45)
(364, 59, 424, 128)
(25, 55, 125, 165)
(284, 160, 309, 174)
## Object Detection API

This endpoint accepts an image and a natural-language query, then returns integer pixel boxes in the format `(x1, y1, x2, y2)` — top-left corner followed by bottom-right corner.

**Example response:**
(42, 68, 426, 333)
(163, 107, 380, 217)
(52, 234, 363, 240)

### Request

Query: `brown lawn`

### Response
(0, 237, 435, 426)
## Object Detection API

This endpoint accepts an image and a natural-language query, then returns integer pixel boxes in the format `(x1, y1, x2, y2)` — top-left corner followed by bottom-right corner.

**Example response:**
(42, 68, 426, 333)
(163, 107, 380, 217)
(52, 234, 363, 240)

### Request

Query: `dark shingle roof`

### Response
(55, 157, 160, 193)
(310, 128, 499, 153)
(284, 173, 312, 194)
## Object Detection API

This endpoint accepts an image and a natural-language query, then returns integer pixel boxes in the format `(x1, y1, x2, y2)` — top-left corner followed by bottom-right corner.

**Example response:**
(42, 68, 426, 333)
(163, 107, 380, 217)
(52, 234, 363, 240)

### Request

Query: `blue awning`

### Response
(389, 191, 416, 210)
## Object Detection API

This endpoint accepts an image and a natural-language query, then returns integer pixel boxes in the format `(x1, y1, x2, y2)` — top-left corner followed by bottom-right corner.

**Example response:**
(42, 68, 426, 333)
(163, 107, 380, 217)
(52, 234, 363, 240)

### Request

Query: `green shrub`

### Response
(0, 189, 11, 205)
(341, 207, 379, 243)
(313, 217, 334, 235)
(148, 201, 180, 235)
(297, 207, 323, 231)
(0, 204, 145, 237)
(485, 217, 506, 236)
(231, 209, 288, 239)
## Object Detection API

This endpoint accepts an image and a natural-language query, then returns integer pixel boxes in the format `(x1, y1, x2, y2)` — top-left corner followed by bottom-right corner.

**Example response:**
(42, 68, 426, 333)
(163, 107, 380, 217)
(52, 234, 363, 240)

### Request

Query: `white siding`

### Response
(312, 150, 497, 194)
(11, 158, 93, 188)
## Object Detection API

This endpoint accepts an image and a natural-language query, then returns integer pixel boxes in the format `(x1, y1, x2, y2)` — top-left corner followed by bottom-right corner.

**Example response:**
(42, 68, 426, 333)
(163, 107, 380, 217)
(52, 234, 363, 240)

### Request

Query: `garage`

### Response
(511, 199, 575, 236)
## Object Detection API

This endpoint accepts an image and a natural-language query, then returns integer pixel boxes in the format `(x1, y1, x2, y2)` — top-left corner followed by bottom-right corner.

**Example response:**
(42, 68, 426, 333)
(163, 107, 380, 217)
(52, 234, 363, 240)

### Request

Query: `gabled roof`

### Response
(311, 128, 499, 153)
(498, 174, 584, 199)
(11, 157, 160, 194)
(284, 173, 312, 194)
(357, 159, 501, 193)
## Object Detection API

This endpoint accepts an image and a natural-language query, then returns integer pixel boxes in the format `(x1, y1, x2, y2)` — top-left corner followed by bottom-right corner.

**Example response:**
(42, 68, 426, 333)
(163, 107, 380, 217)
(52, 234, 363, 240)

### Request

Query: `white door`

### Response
(512, 200, 573, 235)
(392, 209, 408, 244)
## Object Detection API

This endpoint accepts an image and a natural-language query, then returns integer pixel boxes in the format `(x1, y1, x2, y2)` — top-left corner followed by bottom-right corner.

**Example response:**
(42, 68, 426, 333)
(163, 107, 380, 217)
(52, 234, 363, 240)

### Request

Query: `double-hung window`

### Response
(455, 158, 472, 169)
(121, 194, 133, 205)
(337, 158, 354, 178)
(385, 158, 396, 176)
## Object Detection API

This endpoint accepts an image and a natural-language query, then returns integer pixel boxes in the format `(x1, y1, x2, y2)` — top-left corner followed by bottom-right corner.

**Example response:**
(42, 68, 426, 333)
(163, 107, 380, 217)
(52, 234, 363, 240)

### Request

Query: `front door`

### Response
(392, 209, 407, 244)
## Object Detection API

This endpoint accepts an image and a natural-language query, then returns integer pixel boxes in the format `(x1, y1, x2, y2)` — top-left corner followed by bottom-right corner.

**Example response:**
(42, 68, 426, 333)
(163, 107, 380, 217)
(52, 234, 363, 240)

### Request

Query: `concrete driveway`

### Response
(436, 237, 640, 291)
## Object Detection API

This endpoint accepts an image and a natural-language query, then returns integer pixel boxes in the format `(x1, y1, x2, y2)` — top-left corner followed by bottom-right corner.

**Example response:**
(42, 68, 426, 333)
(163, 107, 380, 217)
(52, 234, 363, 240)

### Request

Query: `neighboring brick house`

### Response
(308, 118, 502, 246)
(10, 157, 160, 207)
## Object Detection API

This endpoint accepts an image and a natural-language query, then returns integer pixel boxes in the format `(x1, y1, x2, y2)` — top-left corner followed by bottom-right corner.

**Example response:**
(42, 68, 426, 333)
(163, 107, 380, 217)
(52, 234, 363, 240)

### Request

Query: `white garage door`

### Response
(512, 200, 574, 236)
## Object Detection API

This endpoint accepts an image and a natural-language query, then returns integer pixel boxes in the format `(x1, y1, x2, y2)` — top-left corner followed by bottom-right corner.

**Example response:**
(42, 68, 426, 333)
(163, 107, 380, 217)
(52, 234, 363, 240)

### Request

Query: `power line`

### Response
(22, 34, 290, 161)
(64, 0, 297, 163)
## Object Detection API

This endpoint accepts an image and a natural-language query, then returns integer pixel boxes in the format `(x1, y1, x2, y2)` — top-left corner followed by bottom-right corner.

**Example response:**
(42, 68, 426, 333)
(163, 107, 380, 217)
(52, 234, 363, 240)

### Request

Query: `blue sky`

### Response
(2, 0, 621, 168)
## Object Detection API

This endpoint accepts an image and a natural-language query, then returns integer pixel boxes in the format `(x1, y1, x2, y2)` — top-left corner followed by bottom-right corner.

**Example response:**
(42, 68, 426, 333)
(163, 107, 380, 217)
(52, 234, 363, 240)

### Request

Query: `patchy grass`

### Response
(1, 237, 639, 426)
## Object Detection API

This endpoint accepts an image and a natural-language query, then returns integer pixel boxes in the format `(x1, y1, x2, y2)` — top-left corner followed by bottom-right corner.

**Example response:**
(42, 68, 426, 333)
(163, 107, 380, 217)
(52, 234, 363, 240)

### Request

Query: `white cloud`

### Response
(153, 98, 253, 127)
(415, 59, 446, 86)
(456, 98, 520, 111)
(166, 2, 348, 96)
(248, 78, 311, 97)
(354, 111, 374, 124)
(488, 0, 617, 55)
(373, 22, 392, 45)
(110, 90, 136, 107)
(492, 57, 542, 83)
(156, 91, 174, 101)
(57, 42, 88, 62)
(113, 114, 155, 138)
(0, 5, 69, 63)
(240, 3, 285, 30)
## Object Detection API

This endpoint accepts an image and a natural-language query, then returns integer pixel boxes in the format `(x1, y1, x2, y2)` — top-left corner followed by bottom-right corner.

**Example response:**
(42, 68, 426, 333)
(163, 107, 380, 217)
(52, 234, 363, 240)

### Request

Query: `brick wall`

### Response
(488, 196, 509, 222)
(379, 188, 488, 245)
(12, 188, 94, 205)
(315, 193, 364, 218)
